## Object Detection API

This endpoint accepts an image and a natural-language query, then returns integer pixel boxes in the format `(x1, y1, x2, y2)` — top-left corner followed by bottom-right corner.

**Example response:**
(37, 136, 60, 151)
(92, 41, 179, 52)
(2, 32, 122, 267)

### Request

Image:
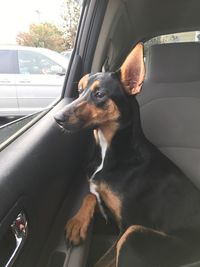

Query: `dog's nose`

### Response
(54, 113, 66, 125)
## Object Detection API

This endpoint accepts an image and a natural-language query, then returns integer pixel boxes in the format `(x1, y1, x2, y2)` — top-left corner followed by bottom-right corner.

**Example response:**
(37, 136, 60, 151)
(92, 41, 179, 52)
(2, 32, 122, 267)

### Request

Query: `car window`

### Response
(18, 50, 65, 75)
(0, 0, 82, 146)
(0, 50, 18, 74)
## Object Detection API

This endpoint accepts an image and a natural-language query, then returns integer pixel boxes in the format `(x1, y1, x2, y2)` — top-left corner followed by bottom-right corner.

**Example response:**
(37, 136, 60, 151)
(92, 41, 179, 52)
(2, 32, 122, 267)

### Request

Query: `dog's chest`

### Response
(90, 129, 108, 180)
(89, 130, 122, 223)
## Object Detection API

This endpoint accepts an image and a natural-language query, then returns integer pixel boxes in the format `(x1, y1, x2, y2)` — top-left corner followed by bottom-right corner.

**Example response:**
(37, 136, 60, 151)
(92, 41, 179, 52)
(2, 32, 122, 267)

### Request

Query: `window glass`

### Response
(0, 50, 18, 74)
(0, 0, 82, 145)
(18, 50, 66, 75)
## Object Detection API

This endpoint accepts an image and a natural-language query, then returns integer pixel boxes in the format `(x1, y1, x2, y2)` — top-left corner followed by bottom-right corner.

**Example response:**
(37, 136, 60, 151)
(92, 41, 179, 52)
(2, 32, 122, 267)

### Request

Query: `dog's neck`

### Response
(111, 97, 146, 147)
(125, 96, 145, 142)
(96, 97, 151, 166)
(99, 121, 119, 144)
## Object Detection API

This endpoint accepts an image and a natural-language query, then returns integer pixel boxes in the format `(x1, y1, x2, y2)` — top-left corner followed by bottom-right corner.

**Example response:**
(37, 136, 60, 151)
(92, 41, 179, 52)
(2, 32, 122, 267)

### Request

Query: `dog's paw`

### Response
(65, 215, 89, 246)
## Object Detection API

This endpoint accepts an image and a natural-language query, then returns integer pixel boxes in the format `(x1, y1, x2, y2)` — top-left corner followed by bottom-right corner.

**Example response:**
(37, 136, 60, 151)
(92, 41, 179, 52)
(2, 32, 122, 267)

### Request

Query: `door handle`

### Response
(18, 80, 31, 83)
(5, 212, 28, 267)
(0, 79, 11, 83)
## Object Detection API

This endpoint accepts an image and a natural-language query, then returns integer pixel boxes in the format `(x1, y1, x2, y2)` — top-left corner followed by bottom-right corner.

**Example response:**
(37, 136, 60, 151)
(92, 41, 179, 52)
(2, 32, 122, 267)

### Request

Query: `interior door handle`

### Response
(5, 212, 28, 267)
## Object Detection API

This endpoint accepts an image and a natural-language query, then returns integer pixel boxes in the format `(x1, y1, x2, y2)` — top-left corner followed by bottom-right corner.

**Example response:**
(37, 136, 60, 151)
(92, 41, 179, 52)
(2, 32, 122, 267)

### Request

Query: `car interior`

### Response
(1, 0, 200, 266)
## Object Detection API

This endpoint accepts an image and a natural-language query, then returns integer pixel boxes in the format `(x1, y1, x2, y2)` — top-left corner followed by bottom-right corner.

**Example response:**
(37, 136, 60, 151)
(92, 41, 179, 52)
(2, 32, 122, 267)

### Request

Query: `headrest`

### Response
(145, 42, 200, 82)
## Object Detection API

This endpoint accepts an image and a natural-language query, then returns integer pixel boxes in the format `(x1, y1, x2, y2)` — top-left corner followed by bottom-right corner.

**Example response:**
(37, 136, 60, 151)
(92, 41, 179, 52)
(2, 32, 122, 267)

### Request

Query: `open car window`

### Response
(0, 0, 82, 148)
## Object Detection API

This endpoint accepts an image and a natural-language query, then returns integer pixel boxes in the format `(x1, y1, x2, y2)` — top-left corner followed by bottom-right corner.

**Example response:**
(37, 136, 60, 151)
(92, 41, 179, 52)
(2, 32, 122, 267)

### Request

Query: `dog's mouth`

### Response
(54, 115, 86, 133)
(56, 123, 75, 134)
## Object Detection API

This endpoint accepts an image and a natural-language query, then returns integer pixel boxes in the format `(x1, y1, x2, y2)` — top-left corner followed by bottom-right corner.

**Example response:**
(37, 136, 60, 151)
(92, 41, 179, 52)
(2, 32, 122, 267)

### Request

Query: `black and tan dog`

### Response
(55, 43, 200, 267)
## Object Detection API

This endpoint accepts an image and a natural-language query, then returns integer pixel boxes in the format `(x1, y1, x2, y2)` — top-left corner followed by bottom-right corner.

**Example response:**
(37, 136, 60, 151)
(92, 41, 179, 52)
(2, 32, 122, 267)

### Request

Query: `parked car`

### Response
(0, 46, 69, 117)
(61, 49, 72, 61)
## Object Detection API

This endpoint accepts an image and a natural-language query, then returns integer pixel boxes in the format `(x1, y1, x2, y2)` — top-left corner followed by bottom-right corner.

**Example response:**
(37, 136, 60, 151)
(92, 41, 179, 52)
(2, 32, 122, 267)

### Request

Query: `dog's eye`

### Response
(95, 90, 106, 99)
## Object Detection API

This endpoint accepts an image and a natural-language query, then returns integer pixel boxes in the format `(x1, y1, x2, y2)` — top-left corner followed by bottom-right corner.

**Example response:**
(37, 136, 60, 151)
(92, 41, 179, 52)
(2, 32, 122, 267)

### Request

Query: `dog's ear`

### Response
(120, 43, 145, 95)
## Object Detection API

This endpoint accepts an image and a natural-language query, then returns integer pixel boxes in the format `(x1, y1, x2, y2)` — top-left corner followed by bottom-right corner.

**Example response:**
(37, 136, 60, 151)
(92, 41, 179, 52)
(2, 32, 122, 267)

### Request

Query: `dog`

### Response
(54, 43, 200, 267)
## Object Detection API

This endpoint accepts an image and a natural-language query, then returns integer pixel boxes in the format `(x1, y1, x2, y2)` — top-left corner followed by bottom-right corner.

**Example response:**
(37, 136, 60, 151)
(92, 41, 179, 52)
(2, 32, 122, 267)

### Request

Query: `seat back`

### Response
(137, 42, 200, 188)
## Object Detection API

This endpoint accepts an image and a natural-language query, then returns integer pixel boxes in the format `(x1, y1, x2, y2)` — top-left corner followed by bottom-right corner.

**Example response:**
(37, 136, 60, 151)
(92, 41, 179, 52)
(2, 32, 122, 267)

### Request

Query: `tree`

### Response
(60, 0, 81, 49)
(16, 23, 66, 52)
(16, 1, 81, 52)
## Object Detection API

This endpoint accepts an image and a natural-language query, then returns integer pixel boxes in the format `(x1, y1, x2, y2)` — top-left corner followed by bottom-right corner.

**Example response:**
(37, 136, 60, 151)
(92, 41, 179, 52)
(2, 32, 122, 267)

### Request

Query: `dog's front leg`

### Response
(65, 193, 97, 245)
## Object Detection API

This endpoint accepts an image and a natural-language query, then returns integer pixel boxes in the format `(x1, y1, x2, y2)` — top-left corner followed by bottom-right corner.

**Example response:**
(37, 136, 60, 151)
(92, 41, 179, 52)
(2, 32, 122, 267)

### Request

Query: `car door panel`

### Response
(0, 197, 29, 267)
(38, 176, 92, 267)
(0, 98, 92, 267)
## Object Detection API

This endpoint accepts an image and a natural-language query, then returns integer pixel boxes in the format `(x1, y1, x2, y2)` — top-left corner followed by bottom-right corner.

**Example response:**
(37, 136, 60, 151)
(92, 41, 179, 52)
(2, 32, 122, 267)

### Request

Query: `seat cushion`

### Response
(137, 42, 200, 188)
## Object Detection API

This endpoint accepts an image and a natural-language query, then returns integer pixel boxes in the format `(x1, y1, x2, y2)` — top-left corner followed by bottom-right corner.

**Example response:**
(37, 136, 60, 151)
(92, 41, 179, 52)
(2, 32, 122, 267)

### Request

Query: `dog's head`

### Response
(54, 43, 145, 142)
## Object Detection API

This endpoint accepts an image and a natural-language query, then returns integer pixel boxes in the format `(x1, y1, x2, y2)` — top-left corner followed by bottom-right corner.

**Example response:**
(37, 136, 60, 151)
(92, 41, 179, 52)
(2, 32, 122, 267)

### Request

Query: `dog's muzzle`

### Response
(54, 107, 86, 133)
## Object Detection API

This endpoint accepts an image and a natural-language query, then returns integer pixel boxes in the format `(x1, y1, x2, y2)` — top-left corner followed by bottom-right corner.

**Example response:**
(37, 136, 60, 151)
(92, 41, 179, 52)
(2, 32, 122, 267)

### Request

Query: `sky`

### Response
(0, 0, 64, 44)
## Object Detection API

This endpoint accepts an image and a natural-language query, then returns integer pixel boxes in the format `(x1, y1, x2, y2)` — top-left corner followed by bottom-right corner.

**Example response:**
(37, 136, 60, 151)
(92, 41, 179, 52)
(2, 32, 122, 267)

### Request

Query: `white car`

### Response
(0, 46, 69, 117)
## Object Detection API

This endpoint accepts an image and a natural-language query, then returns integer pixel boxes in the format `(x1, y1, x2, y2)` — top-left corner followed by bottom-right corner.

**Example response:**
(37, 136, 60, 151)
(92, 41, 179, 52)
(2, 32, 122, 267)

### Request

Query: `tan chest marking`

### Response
(93, 129, 99, 144)
(97, 182, 122, 223)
